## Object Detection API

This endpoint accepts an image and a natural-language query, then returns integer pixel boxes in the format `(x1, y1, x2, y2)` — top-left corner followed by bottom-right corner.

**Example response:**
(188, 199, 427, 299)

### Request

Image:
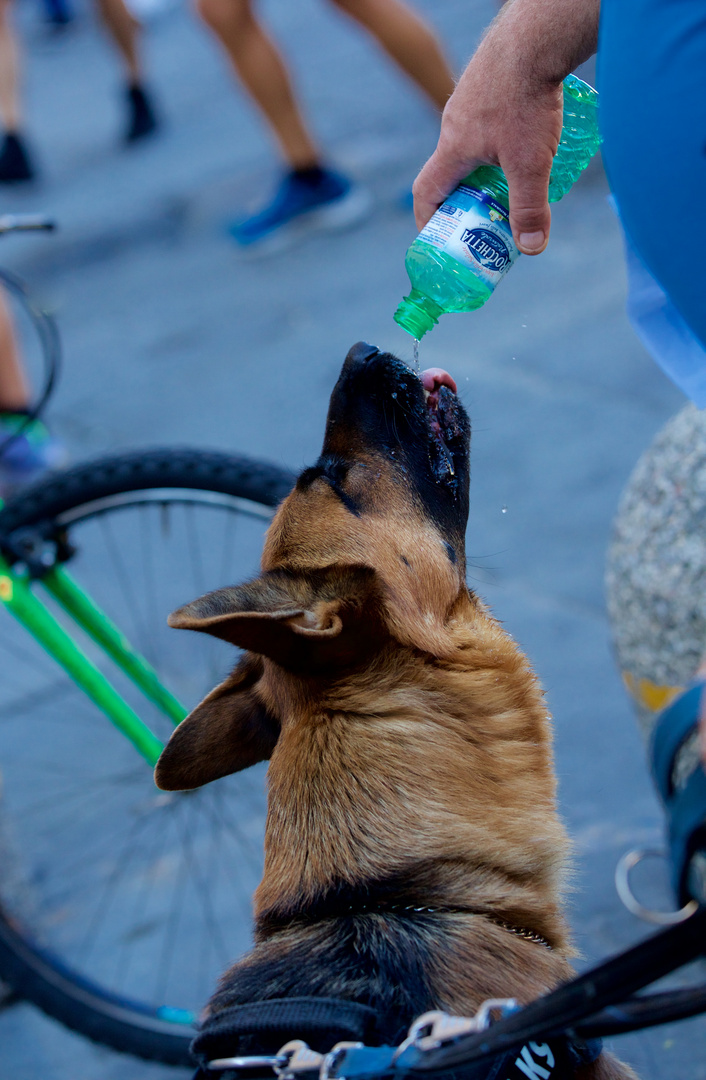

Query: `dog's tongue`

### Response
(420, 368, 457, 395)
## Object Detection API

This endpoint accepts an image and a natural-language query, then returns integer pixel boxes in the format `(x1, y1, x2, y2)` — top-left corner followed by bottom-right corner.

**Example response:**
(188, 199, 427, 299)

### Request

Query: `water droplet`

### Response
(391, 392, 397, 399)
(501, 505, 508, 514)
(413, 339, 420, 370)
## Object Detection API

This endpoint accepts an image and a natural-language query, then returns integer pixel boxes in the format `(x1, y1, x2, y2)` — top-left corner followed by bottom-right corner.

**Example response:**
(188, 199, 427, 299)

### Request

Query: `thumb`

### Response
(503, 159, 552, 255)
(413, 149, 479, 232)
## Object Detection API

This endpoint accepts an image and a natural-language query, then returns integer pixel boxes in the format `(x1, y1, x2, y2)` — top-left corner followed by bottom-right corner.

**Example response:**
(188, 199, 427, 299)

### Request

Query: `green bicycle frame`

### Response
(0, 551, 186, 767)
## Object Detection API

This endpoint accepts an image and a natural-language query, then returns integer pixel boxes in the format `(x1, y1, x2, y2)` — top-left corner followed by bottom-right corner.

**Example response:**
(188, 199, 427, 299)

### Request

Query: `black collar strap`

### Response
(191, 996, 397, 1064)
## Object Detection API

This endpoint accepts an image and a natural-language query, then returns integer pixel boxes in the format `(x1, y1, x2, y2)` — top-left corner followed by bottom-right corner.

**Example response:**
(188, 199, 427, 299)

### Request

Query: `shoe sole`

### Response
(235, 185, 372, 256)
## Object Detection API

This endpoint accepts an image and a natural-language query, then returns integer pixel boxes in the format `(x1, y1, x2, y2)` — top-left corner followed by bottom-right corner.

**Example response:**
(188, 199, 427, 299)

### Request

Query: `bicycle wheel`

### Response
(0, 447, 295, 1063)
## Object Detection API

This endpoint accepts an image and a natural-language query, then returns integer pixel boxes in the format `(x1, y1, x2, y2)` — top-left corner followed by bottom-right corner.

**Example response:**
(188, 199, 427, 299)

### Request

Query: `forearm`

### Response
(480, 0, 599, 91)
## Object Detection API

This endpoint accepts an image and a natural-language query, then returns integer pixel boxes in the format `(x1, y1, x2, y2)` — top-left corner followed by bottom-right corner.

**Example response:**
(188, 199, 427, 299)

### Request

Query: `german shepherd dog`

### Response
(156, 343, 637, 1079)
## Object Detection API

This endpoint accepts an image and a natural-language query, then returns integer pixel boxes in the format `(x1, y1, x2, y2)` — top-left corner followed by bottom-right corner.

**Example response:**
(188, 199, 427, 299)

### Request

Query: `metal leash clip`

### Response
(320, 1041, 365, 1080)
(274, 1040, 325, 1080)
(207, 1039, 324, 1076)
(393, 1001, 518, 1060)
(207, 1054, 289, 1072)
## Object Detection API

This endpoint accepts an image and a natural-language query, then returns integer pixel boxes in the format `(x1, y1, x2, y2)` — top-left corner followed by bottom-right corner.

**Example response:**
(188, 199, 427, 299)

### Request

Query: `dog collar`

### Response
(288, 902, 552, 950)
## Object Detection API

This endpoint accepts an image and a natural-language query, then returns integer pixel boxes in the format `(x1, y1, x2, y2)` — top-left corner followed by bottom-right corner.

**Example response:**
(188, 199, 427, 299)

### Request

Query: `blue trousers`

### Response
(598, 0, 706, 351)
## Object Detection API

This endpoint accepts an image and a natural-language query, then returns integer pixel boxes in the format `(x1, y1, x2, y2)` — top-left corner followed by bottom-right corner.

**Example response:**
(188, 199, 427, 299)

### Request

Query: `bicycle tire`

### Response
(0, 446, 296, 1064)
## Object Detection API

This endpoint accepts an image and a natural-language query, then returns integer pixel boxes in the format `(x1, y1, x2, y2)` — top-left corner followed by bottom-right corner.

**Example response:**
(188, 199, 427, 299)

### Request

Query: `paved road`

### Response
(0, 0, 703, 1077)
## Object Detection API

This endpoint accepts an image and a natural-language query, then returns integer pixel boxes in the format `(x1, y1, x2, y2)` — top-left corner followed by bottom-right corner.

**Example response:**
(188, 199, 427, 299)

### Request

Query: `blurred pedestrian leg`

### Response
(94, 0, 159, 141)
(0, 288, 30, 413)
(0, 0, 36, 183)
(331, 0, 453, 114)
(196, 0, 454, 247)
(0, 289, 64, 494)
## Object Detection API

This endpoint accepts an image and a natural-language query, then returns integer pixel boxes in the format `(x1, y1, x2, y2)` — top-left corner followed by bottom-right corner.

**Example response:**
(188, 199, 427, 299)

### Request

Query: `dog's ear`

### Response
(167, 564, 386, 671)
(154, 652, 279, 791)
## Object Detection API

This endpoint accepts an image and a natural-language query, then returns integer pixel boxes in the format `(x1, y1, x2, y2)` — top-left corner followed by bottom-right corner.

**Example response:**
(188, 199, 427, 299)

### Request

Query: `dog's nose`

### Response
(345, 341, 379, 366)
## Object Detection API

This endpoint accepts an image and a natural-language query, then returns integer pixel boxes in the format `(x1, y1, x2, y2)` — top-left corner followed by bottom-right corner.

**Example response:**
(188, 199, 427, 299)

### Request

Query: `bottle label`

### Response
(418, 184, 519, 289)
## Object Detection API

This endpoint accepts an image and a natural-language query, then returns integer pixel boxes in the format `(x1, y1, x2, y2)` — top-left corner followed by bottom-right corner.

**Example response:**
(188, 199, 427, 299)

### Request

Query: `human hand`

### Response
(413, 0, 599, 255)
(414, 54, 562, 254)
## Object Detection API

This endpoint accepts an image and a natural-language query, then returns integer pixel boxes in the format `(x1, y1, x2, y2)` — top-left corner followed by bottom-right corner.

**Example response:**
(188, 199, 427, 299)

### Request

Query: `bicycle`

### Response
(0, 217, 296, 1064)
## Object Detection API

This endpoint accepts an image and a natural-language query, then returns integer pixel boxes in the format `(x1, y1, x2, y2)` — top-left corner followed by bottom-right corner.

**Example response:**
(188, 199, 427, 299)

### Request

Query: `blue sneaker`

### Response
(229, 167, 371, 251)
(0, 414, 67, 498)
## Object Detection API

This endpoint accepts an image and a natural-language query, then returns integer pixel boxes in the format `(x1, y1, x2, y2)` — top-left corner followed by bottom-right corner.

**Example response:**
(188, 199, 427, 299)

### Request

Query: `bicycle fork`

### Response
(0, 552, 186, 768)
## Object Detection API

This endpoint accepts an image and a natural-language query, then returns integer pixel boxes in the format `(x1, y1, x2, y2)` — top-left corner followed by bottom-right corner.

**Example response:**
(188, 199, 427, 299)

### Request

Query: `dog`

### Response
(155, 342, 637, 1079)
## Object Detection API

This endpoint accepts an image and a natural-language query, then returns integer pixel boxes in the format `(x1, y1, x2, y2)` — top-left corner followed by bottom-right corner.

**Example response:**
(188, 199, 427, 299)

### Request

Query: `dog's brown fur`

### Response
(156, 345, 637, 1079)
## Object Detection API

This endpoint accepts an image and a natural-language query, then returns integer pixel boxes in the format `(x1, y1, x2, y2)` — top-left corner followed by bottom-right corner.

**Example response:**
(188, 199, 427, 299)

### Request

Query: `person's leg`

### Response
(0, 0, 35, 180)
(92, 0, 158, 141)
(0, 0, 21, 134)
(0, 289, 30, 412)
(196, 0, 320, 169)
(94, 0, 140, 82)
(328, 0, 454, 112)
(0, 288, 66, 493)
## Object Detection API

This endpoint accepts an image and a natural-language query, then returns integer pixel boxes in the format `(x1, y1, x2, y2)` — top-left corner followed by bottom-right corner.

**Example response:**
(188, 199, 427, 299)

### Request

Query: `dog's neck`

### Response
(253, 594, 571, 952)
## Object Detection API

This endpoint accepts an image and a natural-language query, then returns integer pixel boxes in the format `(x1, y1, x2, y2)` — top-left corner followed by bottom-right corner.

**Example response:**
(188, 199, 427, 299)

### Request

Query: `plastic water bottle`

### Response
(394, 75, 600, 340)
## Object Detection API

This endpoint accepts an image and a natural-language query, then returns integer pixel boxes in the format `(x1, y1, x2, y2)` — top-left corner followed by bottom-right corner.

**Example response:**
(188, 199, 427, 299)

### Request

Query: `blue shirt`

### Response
(598, 0, 706, 399)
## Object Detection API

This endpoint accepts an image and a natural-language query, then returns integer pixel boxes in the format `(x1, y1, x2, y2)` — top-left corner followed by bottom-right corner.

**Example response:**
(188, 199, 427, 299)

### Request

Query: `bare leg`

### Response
(196, 0, 320, 169)
(0, 289, 30, 412)
(93, 0, 141, 83)
(0, 0, 21, 132)
(329, 0, 454, 111)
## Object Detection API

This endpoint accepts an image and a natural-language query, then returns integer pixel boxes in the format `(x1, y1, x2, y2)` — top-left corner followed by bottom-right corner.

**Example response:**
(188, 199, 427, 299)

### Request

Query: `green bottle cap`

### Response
(393, 290, 444, 339)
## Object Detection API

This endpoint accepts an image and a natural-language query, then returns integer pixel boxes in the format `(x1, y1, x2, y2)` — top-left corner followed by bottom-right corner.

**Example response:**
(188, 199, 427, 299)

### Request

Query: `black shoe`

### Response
(0, 133, 35, 183)
(125, 85, 159, 143)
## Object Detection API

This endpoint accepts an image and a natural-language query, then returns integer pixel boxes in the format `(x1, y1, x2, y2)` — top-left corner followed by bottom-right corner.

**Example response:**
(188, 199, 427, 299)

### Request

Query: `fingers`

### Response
(503, 158, 553, 254)
(412, 148, 479, 232)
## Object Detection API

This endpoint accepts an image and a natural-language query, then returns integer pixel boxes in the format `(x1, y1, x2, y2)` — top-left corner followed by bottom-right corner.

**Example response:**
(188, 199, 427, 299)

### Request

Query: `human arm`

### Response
(413, 0, 600, 254)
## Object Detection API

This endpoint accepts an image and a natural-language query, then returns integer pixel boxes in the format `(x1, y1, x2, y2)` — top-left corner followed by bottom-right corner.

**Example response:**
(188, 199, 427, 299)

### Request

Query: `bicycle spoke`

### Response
(154, 797, 193, 1006)
(97, 513, 154, 661)
(138, 505, 160, 671)
(74, 811, 147, 968)
(110, 799, 180, 995)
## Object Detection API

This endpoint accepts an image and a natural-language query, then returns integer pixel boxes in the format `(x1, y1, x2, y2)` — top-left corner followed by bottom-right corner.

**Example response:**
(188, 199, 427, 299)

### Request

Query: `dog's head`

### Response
(155, 342, 471, 791)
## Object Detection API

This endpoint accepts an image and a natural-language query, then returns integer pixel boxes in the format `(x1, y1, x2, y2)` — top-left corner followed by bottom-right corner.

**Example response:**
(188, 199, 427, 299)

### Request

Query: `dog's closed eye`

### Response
(297, 458, 360, 516)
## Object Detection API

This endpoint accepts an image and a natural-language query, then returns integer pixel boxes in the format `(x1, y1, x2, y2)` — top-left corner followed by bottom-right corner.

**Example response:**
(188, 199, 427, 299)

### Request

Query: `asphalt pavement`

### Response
(0, 0, 703, 1076)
